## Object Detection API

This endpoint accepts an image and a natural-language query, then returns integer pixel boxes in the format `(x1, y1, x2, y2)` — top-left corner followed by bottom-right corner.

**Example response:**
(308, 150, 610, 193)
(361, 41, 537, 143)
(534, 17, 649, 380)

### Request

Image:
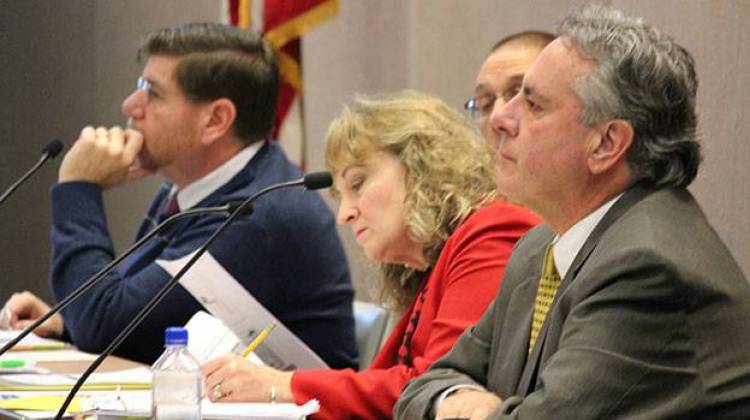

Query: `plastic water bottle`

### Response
(151, 327, 202, 419)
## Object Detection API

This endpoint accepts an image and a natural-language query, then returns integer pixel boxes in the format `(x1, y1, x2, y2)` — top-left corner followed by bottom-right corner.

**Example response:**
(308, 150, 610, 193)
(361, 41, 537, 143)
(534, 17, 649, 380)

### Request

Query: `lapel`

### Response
(517, 185, 653, 395)
(203, 141, 268, 205)
(188, 142, 269, 215)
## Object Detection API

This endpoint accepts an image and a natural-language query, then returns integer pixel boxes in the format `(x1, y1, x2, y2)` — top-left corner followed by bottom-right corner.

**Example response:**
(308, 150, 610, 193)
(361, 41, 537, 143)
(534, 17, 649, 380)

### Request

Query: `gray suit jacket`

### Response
(395, 186, 750, 419)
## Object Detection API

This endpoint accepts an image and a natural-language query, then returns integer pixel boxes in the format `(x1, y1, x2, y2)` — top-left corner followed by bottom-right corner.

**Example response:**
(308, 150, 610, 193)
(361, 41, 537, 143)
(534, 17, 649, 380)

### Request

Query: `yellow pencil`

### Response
(241, 322, 276, 358)
(9, 342, 68, 351)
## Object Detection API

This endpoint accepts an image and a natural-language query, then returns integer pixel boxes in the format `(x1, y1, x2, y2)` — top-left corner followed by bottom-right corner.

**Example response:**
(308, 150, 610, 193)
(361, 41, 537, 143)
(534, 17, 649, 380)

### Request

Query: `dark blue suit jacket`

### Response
(50, 142, 357, 368)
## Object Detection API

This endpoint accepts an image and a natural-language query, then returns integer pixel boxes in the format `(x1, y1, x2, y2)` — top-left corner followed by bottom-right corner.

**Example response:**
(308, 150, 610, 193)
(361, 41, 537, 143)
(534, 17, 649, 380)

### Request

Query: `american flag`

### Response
(226, 0, 339, 169)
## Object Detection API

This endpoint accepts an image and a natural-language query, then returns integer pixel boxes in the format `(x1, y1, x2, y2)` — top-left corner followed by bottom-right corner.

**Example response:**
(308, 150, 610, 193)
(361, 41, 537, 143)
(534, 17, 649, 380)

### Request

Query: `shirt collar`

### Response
(552, 193, 623, 278)
(170, 141, 264, 210)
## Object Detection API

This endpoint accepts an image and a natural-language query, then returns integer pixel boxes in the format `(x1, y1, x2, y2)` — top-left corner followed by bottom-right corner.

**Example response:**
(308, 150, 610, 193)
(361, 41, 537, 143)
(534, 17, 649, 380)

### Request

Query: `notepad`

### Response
(0, 395, 83, 413)
(1, 349, 97, 363)
(0, 330, 68, 352)
(0, 366, 151, 392)
(84, 393, 320, 419)
(202, 399, 320, 419)
(0, 390, 320, 419)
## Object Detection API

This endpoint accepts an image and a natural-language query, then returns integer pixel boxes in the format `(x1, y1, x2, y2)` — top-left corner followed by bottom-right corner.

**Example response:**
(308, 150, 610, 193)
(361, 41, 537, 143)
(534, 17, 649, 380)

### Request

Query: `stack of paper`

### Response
(202, 399, 320, 419)
(0, 366, 151, 392)
(86, 393, 320, 419)
(0, 391, 320, 419)
(2, 349, 96, 363)
(0, 364, 319, 418)
(0, 330, 67, 352)
(0, 394, 84, 413)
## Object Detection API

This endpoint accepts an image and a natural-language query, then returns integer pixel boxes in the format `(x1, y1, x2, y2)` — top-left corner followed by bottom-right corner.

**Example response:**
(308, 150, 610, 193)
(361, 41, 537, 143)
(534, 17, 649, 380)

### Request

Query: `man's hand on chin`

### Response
(59, 126, 152, 189)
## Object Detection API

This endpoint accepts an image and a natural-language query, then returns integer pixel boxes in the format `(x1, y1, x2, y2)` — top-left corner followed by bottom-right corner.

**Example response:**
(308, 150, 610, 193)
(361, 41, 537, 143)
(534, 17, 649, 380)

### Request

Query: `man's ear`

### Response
(587, 119, 634, 175)
(200, 98, 236, 146)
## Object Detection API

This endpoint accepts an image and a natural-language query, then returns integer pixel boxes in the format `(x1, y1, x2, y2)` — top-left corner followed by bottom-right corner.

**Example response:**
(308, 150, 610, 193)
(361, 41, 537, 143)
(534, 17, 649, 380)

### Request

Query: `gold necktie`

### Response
(529, 244, 561, 353)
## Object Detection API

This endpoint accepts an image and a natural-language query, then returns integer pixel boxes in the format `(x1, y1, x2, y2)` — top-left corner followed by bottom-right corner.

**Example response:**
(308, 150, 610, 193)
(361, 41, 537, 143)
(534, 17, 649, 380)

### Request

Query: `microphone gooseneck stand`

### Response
(0, 203, 242, 357)
(0, 139, 64, 206)
(55, 173, 331, 418)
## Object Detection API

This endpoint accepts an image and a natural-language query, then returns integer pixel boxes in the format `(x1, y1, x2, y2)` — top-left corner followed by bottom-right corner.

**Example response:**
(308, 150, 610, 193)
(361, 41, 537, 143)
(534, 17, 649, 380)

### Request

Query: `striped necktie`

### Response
(529, 243, 561, 353)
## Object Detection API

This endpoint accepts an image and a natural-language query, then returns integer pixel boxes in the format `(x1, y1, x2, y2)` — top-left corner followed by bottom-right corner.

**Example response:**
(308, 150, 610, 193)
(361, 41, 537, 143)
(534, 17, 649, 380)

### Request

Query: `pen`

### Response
(241, 322, 276, 358)
(0, 360, 30, 368)
(8, 342, 67, 351)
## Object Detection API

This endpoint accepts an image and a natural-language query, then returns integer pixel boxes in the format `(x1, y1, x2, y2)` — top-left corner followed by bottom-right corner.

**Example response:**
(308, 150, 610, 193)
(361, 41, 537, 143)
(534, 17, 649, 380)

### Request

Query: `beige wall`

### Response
(0, 0, 220, 299)
(1, 1, 747, 304)
(0, 1, 97, 301)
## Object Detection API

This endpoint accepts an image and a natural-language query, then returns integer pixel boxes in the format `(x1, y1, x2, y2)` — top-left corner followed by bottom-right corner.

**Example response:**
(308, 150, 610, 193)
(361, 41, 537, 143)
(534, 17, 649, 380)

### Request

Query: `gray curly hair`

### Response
(559, 5, 701, 188)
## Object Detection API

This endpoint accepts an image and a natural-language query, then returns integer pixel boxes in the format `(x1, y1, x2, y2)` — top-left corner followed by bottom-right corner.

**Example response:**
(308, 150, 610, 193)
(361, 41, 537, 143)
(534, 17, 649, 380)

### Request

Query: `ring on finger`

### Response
(212, 383, 224, 400)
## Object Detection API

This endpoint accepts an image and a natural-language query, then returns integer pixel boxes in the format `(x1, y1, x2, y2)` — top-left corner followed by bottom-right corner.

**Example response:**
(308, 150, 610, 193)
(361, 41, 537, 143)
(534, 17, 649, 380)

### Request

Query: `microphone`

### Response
(42, 140, 64, 159)
(55, 172, 332, 418)
(0, 139, 64, 206)
(0, 202, 252, 358)
(302, 171, 333, 190)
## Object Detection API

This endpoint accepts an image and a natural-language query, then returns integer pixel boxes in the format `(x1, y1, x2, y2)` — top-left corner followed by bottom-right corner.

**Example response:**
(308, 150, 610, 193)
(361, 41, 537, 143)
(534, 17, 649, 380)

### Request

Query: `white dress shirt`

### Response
(168, 141, 264, 210)
(551, 193, 623, 278)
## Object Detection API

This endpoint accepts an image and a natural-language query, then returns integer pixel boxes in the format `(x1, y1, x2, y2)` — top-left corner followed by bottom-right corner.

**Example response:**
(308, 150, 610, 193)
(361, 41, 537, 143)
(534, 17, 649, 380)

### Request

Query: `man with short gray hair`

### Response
(395, 5, 750, 419)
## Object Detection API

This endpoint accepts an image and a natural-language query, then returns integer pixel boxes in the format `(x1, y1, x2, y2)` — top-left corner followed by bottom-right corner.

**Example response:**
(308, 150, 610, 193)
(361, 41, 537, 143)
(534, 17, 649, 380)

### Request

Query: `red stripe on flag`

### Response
(228, 0, 240, 26)
(263, 0, 329, 32)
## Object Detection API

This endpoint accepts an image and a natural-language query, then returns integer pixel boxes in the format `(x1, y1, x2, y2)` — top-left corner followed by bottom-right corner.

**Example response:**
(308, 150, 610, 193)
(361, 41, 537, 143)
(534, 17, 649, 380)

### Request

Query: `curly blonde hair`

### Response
(325, 91, 499, 310)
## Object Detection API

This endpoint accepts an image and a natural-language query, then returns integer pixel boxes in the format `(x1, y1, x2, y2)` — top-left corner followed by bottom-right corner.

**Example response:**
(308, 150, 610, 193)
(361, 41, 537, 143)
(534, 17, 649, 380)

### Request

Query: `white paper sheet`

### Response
(86, 390, 319, 419)
(184, 311, 263, 365)
(86, 366, 151, 384)
(1, 349, 96, 363)
(0, 330, 67, 351)
(156, 251, 327, 370)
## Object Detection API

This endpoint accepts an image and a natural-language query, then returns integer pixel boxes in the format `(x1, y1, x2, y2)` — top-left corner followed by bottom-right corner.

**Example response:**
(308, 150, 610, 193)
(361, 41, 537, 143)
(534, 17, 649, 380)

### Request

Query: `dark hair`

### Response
(491, 30, 555, 53)
(139, 22, 279, 144)
(559, 5, 701, 188)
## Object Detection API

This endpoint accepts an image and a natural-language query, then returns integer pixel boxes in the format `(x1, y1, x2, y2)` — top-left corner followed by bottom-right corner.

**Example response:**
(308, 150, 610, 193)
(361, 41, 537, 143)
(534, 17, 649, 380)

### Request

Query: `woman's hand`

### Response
(202, 354, 294, 403)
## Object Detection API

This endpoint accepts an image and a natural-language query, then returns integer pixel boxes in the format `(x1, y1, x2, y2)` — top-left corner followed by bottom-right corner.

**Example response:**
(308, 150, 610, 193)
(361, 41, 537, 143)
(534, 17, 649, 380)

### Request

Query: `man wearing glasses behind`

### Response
(465, 30, 553, 153)
(2, 23, 357, 368)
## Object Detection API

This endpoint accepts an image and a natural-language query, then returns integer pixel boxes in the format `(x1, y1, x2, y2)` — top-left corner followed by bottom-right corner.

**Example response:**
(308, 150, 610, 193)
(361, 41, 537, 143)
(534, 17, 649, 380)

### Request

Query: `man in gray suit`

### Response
(396, 5, 750, 419)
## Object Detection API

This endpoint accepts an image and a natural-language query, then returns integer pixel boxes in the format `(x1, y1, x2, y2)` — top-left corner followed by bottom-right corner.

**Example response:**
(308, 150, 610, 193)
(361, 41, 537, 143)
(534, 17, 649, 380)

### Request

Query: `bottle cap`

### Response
(164, 326, 188, 345)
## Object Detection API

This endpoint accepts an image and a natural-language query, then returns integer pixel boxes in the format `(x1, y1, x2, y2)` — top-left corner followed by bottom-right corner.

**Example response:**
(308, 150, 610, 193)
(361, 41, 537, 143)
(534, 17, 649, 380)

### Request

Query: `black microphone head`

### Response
(226, 201, 254, 217)
(42, 139, 64, 159)
(303, 171, 333, 190)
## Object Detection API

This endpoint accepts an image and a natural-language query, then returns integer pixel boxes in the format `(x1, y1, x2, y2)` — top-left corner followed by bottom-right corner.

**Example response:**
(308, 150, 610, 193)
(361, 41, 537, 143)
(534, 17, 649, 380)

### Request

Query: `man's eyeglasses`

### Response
(136, 76, 151, 94)
(464, 87, 521, 121)
(464, 95, 495, 121)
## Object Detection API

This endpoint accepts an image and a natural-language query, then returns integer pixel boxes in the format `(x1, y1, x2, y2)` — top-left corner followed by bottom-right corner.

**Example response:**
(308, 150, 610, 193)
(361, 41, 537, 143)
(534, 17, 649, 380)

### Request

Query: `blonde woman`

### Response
(202, 91, 540, 418)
